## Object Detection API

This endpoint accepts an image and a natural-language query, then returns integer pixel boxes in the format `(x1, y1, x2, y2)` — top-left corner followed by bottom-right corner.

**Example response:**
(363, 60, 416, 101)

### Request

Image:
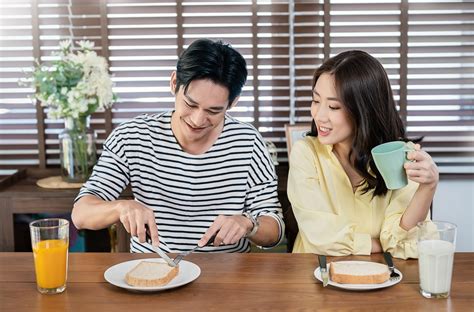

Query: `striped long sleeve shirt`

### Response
(76, 111, 284, 253)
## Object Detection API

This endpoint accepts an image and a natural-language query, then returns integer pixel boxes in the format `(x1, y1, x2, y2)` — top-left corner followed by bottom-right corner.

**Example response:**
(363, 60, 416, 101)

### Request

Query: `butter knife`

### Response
(318, 255, 329, 287)
(144, 225, 177, 267)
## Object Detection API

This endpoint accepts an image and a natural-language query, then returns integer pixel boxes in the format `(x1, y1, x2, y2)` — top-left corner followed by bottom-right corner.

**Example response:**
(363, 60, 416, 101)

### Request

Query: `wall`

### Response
(433, 177, 474, 252)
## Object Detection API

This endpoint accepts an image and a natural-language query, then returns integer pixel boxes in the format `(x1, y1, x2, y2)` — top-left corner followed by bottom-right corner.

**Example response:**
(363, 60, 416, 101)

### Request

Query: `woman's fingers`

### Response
(404, 148, 439, 185)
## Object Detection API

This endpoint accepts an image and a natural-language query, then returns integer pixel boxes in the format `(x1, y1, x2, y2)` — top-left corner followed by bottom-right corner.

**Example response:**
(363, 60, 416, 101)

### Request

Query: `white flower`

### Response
(77, 40, 95, 51)
(24, 40, 116, 120)
(59, 40, 72, 55)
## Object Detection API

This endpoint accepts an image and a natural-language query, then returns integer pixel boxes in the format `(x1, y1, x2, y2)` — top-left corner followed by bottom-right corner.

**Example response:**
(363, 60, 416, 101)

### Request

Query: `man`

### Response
(72, 39, 284, 253)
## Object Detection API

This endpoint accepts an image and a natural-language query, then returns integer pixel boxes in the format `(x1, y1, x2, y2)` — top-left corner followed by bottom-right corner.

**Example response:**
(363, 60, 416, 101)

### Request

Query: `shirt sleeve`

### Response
(245, 134, 284, 248)
(288, 139, 371, 255)
(75, 125, 130, 203)
(380, 180, 427, 259)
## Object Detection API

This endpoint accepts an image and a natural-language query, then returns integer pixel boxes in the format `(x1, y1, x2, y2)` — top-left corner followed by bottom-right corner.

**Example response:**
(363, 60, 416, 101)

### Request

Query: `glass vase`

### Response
(59, 117, 97, 183)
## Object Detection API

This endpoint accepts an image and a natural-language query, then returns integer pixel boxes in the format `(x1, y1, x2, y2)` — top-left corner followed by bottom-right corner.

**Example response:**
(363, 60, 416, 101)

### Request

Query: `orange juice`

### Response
(33, 239, 68, 289)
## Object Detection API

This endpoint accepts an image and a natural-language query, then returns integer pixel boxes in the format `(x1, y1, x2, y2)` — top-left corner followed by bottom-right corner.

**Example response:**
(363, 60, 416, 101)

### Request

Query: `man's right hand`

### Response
(116, 200, 159, 247)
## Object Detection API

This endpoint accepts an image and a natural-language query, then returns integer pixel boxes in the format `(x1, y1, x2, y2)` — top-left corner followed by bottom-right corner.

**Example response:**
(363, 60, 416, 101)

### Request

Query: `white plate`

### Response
(104, 258, 201, 292)
(314, 261, 403, 291)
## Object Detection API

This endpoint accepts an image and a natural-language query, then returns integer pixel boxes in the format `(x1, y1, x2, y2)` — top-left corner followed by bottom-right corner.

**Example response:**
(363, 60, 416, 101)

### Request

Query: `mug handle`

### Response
(404, 141, 416, 161)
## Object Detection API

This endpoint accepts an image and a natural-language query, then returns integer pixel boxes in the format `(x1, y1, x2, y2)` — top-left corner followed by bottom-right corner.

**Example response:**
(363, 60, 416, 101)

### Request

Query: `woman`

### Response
(287, 50, 438, 259)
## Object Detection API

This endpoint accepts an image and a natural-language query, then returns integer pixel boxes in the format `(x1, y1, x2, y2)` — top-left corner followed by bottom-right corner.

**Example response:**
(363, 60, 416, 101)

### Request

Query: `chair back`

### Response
(284, 124, 311, 158)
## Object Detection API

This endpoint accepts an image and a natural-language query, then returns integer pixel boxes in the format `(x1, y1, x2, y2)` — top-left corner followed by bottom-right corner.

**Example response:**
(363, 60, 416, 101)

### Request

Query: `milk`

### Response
(418, 240, 455, 296)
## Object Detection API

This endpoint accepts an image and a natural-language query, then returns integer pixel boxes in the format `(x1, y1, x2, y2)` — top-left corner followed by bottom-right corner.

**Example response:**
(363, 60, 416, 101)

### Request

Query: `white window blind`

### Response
(0, 0, 37, 167)
(0, 0, 472, 174)
(406, 0, 474, 173)
(292, 0, 473, 173)
(107, 0, 178, 127)
(292, 1, 325, 123)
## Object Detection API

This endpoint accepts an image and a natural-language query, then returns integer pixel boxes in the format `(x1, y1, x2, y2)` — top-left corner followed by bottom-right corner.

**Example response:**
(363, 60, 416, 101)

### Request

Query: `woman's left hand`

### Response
(371, 238, 383, 254)
(404, 144, 439, 188)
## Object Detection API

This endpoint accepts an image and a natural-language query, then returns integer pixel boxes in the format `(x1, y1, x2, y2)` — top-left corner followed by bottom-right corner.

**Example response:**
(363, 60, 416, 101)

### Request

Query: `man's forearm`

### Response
(72, 195, 121, 230)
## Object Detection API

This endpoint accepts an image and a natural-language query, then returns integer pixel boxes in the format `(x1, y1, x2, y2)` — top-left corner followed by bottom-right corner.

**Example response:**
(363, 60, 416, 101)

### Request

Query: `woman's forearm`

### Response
(400, 184, 436, 231)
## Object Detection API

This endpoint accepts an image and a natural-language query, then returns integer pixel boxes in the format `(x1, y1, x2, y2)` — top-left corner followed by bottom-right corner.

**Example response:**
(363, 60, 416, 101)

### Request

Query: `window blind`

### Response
(292, 1, 325, 129)
(292, 0, 473, 173)
(0, 0, 37, 168)
(107, 0, 295, 156)
(107, 0, 178, 129)
(0, 0, 472, 173)
(406, 0, 474, 173)
(294, 1, 406, 121)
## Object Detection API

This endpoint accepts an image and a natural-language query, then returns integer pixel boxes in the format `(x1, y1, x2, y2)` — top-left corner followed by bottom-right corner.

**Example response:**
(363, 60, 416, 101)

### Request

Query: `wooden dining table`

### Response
(0, 252, 472, 311)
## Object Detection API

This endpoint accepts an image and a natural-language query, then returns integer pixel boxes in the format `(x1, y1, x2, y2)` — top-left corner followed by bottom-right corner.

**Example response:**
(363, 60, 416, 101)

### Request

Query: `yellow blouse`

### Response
(288, 137, 424, 259)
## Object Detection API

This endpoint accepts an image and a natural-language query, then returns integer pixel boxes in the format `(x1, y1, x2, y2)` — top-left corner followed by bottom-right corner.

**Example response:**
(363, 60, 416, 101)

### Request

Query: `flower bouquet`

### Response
(23, 40, 116, 182)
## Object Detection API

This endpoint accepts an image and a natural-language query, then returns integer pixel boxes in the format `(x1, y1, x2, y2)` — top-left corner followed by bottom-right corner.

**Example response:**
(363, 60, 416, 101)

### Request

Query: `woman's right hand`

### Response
(404, 144, 439, 189)
(116, 200, 159, 246)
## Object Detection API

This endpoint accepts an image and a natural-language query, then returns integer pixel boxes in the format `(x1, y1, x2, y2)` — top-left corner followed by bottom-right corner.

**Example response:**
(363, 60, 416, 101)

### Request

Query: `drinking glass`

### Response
(417, 220, 457, 299)
(30, 218, 69, 294)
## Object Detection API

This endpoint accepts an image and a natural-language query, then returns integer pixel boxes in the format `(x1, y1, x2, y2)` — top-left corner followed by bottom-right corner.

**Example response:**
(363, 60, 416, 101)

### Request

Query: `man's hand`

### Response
(198, 215, 253, 247)
(116, 200, 159, 247)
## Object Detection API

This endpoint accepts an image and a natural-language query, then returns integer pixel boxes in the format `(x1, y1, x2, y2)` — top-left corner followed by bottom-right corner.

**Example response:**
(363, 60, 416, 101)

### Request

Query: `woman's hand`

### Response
(400, 144, 439, 231)
(371, 238, 383, 253)
(404, 144, 439, 189)
(116, 200, 159, 246)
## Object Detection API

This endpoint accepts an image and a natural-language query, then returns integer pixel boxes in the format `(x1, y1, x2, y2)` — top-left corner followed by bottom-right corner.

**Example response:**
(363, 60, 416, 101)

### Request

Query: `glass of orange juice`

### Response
(29, 218, 69, 294)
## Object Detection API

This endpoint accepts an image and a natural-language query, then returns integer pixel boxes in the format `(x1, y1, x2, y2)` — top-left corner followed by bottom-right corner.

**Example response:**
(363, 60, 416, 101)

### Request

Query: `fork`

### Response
(172, 233, 217, 265)
(383, 252, 401, 281)
(145, 225, 217, 266)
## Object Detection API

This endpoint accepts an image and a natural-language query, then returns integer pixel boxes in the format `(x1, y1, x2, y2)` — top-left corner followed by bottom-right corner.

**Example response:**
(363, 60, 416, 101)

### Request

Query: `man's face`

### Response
(170, 72, 235, 148)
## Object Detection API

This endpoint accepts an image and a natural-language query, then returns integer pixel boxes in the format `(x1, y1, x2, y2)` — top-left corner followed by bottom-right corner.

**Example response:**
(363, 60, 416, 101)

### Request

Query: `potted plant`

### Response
(22, 40, 116, 182)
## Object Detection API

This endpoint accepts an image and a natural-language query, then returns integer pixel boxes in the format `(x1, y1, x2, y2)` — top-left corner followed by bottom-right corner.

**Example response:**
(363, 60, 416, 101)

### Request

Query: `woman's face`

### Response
(311, 73, 354, 148)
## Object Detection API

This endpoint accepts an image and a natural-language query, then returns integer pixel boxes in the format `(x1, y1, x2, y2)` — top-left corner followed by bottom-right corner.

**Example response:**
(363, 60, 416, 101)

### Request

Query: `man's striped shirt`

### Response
(76, 111, 284, 253)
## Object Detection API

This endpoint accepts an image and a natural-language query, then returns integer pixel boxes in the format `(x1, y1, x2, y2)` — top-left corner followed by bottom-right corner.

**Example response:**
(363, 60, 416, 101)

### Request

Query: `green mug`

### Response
(371, 141, 416, 190)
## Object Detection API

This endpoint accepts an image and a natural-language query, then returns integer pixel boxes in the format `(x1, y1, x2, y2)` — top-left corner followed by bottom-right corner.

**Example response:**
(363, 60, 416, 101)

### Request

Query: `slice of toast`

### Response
(125, 261, 179, 287)
(329, 261, 390, 284)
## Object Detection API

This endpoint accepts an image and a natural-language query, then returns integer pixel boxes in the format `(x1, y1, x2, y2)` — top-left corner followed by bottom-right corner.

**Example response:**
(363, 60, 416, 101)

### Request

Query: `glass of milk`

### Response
(417, 221, 457, 299)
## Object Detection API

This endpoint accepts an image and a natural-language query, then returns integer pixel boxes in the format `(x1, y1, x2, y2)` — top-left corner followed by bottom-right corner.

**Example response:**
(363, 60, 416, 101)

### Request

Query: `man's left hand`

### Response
(198, 215, 253, 247)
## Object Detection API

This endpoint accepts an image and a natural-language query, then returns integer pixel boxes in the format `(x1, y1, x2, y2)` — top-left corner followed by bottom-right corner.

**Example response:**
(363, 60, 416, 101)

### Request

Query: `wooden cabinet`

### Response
(0, 169, 132, 252)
